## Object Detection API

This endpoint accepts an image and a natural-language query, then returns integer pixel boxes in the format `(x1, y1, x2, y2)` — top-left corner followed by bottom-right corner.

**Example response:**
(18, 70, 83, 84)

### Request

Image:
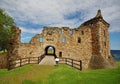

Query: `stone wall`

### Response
(0, 53, 7, 68)
(8, 26, 21, 60)
(7, 10, 115, 69)
(18, 43, 44, 58)
(25, 26, 92, 69)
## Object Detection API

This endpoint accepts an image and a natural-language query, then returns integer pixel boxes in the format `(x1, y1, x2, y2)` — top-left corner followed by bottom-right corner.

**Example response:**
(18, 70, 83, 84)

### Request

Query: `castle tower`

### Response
(8, 26, 21, 59)
(88, 10, 115, 68)
(80, 9, 110, 58)
(80, 10, 115, 69)
(92, 9, 110, 59)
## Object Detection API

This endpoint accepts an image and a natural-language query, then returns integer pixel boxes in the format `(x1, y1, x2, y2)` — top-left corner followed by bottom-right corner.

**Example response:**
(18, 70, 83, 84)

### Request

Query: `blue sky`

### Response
(0, 0, 120, 50)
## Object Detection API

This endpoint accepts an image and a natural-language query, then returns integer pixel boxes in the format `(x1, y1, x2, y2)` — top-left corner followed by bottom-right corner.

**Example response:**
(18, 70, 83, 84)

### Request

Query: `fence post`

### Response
(38, 57, 39, 64)
(80, 60, 82, 71)
(72, 59, 73, 67)
(28, 57, 30, 64)
(39, 56, 41, 62)
(20, 59, 22, 67)
(65, 58, 67, 64)
(8, 59, 11, 70)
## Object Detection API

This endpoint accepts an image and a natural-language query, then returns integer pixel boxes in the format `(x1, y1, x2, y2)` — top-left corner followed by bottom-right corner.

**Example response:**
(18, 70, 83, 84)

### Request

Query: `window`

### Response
(78, 37, 81, 43)
(59, 29, 62, 34)
(59, 52, 62, 57)
(29, 51, 32, 55)
(91, 23, 93, 26)
(62, 37, 65, 43)
(81, 31, 84, 35)
(104, 42, 106, 47)
(70, 30, 73, 35)
(104, 30, 105, 36)
(40, 36, 43, 42)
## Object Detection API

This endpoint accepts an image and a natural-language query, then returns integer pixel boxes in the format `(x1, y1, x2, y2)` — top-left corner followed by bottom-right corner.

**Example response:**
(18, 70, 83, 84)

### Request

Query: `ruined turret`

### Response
(80, 9, 109, 27)
(95, 9, 103, 18)
(88, 10, 116, 69)
(7, 26, 21, 59)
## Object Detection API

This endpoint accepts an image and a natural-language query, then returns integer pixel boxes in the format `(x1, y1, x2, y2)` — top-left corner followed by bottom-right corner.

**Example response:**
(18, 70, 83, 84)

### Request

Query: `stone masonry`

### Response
(8, 10, 116, 69)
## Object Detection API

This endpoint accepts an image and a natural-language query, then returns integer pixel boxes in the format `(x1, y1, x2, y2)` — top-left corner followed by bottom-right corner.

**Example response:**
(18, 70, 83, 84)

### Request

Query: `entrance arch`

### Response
(45, 46, 56, 56)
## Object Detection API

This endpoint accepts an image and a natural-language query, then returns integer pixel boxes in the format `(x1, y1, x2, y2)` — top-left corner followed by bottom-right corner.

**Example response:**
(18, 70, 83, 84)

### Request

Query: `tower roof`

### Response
(79, 9, 109, 27)
(95, 9, 103, 18)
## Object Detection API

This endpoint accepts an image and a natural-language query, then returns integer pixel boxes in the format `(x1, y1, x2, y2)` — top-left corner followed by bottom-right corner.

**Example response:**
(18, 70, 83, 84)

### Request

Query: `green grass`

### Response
(0, 62, 120, 84)
(47, 50, 54, 54)
(0, 50, 7, 53)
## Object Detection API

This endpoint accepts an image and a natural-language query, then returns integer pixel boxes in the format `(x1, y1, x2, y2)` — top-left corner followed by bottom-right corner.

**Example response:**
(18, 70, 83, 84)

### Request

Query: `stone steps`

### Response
(39, 55, 55, 65)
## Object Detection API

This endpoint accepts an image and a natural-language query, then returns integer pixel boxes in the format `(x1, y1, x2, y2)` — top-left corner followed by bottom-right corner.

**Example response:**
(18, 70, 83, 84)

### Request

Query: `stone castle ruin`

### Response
(8, 10, 115, 69)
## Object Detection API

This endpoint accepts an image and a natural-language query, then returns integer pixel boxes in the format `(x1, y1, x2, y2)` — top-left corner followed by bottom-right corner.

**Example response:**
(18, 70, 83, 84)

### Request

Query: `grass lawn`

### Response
(0, 50, 7, 54)
(0, 62, 120, 84)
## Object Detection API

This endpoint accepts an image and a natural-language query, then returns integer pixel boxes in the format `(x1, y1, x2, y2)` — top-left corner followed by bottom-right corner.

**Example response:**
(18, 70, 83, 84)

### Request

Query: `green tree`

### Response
(0, 8, 15, 52)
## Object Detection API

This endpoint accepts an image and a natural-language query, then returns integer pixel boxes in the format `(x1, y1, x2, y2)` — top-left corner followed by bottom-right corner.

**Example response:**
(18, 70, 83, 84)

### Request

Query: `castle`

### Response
(8, 10, 115, 69)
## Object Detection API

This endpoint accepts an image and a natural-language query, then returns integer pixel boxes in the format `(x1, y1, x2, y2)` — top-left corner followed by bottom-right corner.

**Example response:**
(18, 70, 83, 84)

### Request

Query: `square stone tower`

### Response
(81, 10, 116, 69)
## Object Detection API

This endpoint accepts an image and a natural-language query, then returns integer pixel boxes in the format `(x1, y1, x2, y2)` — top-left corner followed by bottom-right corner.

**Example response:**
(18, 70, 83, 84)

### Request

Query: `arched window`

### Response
(40, 36, 43, 42)
(78, 37, 81, 43)
(70, 30, 73, 35)
(58, 29, 62, 34)
(62, 37, 65, 43)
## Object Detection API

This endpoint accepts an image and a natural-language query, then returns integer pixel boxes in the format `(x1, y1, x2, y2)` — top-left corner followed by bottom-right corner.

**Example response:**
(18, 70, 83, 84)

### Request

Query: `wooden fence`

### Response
(8, 54, 45, 70)
(8, 55, 82, 71)
(59, 57, 82, 71)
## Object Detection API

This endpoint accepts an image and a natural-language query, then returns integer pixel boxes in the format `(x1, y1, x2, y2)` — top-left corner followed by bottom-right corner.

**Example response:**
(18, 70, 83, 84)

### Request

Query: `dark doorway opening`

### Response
(45, 46, 55, 56)
(59, 52, 62, 57)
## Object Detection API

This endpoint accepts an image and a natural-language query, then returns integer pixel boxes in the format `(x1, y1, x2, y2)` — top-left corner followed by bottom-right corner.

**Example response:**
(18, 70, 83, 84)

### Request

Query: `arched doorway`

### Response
(45, 46, 56, 56)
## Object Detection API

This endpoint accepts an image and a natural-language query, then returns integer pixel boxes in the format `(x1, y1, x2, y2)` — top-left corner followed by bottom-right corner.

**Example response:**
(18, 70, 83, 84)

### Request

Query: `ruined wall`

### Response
(0, 53, 7, 68)
(29, 26, 92, 69)
(8, 10, 115, 69)
(18, 42, 43, 58)
(8, 26, 21, 60)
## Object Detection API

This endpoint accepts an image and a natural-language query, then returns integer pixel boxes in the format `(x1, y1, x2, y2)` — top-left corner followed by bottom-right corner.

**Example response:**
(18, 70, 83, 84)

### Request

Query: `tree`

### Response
(0, 8, 15, 51)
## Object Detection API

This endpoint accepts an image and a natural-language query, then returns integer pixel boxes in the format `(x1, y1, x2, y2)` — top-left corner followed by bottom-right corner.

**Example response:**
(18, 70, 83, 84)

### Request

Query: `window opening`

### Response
(62, 37, 65, 43)
(59, 52, 62, 57)
(59, 29, 62, 34)
(104, 30, 105, 36)
(40, 36, 43, 42)
(78, 37, 81, 43)
(81, 31, 84, 35)
(70, 30, 73, 35)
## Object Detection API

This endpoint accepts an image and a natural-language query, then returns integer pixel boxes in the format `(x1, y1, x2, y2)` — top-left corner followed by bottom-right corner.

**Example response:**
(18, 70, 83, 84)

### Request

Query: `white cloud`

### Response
(0, 0, 120, 33)
(19, 26, 43, 34)
(109, 27, 120, 32)
(19, 26, 43, 43)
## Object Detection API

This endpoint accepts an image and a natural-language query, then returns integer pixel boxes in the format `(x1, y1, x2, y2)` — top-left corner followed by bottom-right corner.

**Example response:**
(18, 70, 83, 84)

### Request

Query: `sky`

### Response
(0, 0, 120, 50)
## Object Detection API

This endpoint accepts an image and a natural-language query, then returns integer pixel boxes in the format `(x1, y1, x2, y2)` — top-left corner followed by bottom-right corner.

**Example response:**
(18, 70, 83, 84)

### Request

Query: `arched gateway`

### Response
(39, 46, 56, 65)
(45, 46, 56, 56)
